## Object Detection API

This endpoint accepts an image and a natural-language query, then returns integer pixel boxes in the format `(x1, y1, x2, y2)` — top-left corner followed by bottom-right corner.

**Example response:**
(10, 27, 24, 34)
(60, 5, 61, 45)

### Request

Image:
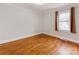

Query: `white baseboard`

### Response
(0, 32, 79, 44)
(0, 32, 42, 44)
(43, 32, 79, 44)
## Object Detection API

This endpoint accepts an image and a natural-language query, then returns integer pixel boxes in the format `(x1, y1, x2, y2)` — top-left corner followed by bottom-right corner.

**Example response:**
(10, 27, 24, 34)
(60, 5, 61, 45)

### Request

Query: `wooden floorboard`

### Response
(0, 33, 79, 55)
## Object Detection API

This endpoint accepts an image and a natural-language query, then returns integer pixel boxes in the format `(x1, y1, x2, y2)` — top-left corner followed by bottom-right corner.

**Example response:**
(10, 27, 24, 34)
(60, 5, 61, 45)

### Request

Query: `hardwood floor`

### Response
(0, 33, 79, 55)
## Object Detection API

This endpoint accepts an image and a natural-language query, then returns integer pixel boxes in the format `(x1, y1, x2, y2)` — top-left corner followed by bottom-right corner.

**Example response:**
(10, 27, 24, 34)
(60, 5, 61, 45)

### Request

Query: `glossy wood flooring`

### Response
(0, 34, 79, 55)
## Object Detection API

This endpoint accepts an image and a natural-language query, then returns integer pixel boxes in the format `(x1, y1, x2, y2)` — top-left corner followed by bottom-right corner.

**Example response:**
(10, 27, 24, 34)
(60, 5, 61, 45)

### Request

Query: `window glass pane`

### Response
(58, 10, 70, 31)
(58, 22, 70, 31)
(59, 19, 70, 22)
(58, 10, 70, 21)
(59, 13, 70, 19)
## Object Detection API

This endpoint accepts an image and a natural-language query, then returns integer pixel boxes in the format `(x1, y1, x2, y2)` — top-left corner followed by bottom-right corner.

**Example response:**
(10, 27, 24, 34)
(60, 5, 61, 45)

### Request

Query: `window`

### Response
(58, 10, 70, 31)
(55, 7, 76, 33)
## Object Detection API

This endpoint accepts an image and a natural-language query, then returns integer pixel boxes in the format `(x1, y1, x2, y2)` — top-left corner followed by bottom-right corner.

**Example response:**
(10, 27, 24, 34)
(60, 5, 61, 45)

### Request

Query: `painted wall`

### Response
(43, 4, 79, 43)
(0, 4, 42, 43)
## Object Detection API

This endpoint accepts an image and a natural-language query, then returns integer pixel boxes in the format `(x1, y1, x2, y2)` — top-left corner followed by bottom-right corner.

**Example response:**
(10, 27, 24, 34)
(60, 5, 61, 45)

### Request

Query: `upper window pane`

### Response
(58, 10, 70, 21)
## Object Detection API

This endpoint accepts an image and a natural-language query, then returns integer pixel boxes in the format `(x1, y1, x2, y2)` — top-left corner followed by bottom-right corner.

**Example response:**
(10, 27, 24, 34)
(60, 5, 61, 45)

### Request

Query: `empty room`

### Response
(0, 3, 79, 55)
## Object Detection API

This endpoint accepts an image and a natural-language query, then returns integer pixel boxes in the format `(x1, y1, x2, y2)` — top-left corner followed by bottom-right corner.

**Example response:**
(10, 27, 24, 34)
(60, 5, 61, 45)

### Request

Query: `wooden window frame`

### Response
(70, 7, 76, 33)
(55, 11, 58, 31)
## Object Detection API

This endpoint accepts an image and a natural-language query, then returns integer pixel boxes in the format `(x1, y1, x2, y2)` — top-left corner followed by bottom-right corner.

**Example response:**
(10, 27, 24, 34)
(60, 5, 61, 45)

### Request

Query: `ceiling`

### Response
(10, 3, 70, 11)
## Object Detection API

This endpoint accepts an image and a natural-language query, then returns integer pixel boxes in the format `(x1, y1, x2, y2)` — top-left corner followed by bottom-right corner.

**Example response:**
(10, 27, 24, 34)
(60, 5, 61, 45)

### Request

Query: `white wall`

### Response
(43, 4, 79, 43)
(0, 4, 42, 44)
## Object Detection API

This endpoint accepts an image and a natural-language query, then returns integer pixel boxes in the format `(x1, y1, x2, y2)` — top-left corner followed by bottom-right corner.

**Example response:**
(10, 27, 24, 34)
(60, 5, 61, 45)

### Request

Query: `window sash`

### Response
(57, 10, 70, 31)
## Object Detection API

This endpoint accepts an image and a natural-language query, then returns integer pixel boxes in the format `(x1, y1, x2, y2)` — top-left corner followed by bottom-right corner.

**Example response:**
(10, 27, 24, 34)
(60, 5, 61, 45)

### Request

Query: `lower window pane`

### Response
(58, 22, 70, 31)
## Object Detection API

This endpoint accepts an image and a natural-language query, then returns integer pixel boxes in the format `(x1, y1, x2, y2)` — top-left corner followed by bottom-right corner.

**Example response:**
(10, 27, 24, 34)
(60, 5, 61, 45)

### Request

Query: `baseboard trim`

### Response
(43, 33, 79, 44)
(0, 32, 79, 44)
(0, 33, 42, 44)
